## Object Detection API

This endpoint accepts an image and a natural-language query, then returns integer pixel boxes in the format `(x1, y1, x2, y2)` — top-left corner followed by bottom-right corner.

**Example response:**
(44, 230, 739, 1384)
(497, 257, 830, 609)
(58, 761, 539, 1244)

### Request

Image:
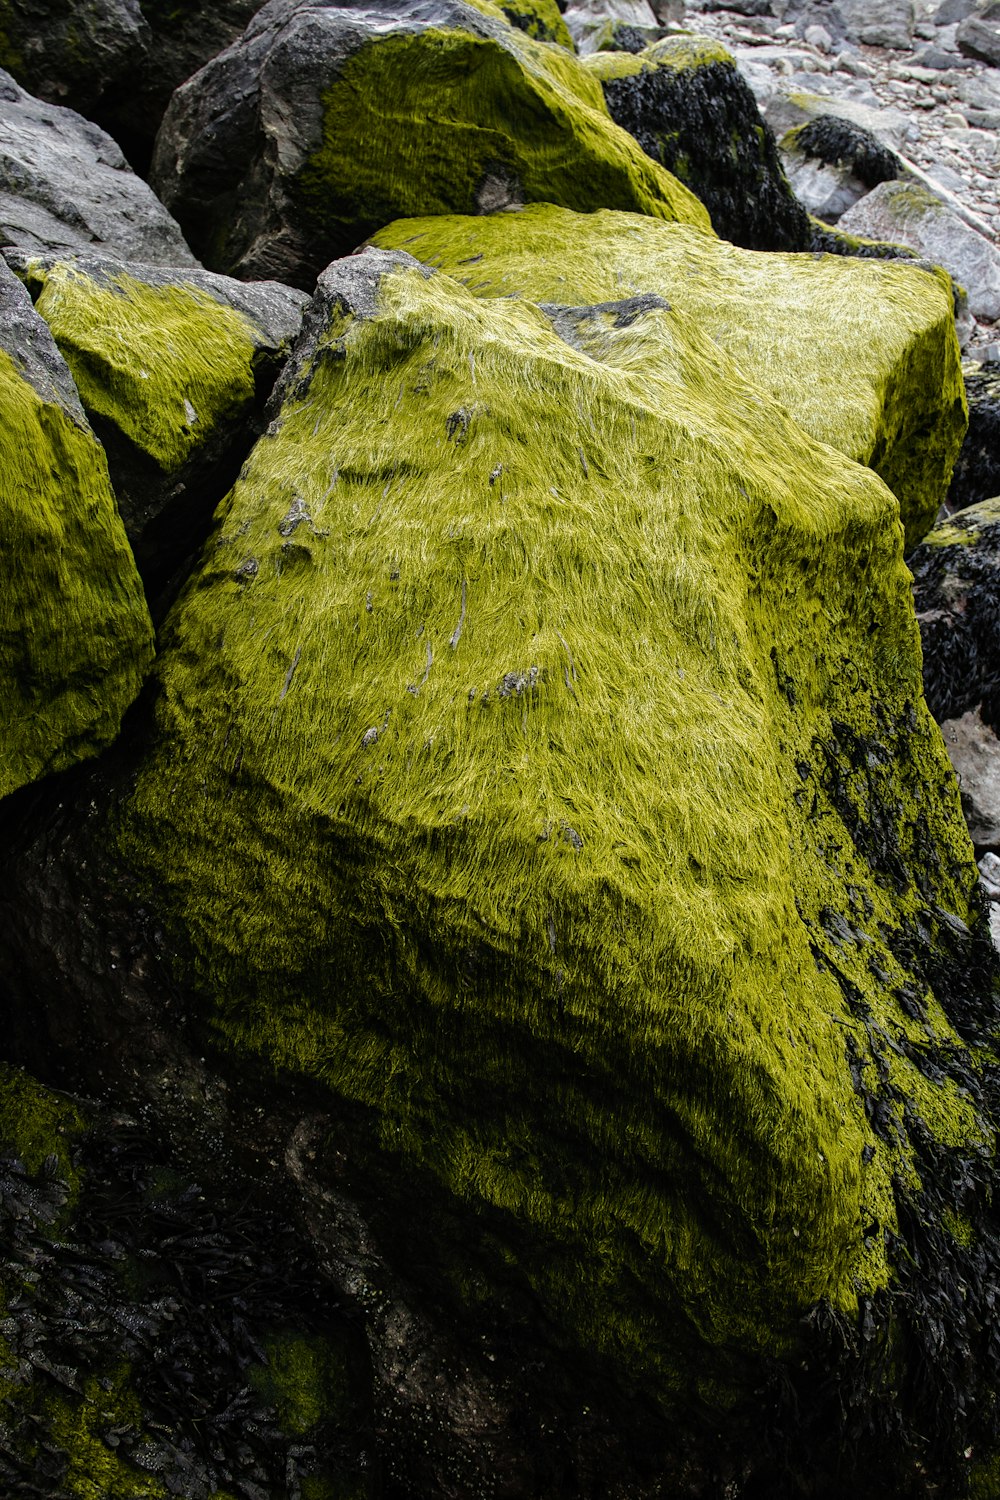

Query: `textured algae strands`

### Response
(116, 252, 985, 1404)
(0, 348, 153, 800)
(373, 204, 966, 550)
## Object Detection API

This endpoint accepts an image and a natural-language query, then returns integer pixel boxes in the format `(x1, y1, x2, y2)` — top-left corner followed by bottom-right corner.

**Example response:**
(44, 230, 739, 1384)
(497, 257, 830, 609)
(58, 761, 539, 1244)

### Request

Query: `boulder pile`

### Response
(0, 2, 998, 1497)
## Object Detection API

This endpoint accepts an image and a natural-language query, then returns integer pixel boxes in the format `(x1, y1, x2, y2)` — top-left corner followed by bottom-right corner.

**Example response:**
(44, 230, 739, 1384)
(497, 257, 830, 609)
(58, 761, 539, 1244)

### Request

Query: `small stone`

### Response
(804, 23, 834, 51)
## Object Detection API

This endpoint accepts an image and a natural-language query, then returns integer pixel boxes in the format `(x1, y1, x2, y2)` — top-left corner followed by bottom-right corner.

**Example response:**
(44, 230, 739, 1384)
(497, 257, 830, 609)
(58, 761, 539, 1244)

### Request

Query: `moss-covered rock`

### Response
(585, 35, 813, 251)
(373, 203, 966, 550)
(32, 246, 997, 1488)
(497, 0, 574, 48)
(7, 250, 309, 601)
(0, 257, 153, 803)
(149, 0, 709, 288)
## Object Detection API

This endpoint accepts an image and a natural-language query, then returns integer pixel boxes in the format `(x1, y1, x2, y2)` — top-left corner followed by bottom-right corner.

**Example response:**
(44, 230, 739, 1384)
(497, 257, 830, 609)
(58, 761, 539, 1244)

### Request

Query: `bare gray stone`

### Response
(941, 707, 1000, 845)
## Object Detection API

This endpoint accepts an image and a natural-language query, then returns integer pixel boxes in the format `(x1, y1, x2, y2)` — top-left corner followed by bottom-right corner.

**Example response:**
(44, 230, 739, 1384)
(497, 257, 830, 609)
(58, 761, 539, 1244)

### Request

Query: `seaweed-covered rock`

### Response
(585, 35, 812, 251)
(6, 250, 309, 600)
(497, 0, 574, 48)
(838, 180, 1000, 323)
(0, 257, 152, 803)
(0, 1062, 375, 1500)
(910, 496, 1000, 728)
(0, 68, 195, 264)
(5, 247, 998, 1493)
(149, 0, 708, 289)
(374, 203, 966, 549)
(780, 115, 901, 223)
(948, 360, 1000, 514)
(564, 0, 660, 53)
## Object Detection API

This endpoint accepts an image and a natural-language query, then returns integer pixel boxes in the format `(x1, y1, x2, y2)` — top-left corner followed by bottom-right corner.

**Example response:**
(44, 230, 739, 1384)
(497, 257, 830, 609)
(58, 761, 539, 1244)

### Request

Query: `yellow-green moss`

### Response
(250, 1331, 350, 1436)
(44, 1370, 169, 1500)
(920, 495, 1000, 548)
(111, 253, 991, 1410)
(296, 25, 710, 247)
(0, 1062, 87, 1201)
(371, 202, 966, 550)
(21, 262, 260, 475)
(0, 346, 154, 801)
(487, 0, 574, 50)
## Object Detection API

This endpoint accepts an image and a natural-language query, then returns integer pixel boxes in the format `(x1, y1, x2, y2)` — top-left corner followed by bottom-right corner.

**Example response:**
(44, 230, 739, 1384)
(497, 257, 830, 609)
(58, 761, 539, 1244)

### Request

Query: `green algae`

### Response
(919, 494, 1000, 548)
(0, 345, 154, 801)
(21, 261, 261, 476)
(296, 24, 711, 250)
(250, 1331, 350, 1436)
(110, 251, 994, 1414)
(493, 0, 573, 49)
(587, 33, 732, 77)
(0, 1062, 86, 1201)
(44, 1370, 169, 1500)
(372, 203, 966, 550)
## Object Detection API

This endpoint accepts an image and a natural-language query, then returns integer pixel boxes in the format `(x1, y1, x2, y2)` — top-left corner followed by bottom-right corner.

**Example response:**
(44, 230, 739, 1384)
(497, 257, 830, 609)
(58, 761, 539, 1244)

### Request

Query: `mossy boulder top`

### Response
(584, 35, 813, 253)
(0, 257, 153, 802)
(149, 0, 710, 288)
(374, 203, 967, 550)
(101, 247, 997, 1423)
(5, 250, 309, 590)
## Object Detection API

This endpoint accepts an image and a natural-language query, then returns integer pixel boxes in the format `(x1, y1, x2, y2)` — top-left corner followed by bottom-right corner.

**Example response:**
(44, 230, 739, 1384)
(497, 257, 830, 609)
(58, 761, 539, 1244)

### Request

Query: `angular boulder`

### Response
(584, 35, 813, 250)
(149, 0, 709, 288)
(0, 257, 153, 802)
(374, 203, 966, 549)
(838, 180, 1000, 323)
(0, 68, 195, 264)
(957, 0, 1000, 64)
(6, 250, 309, 599)
(10, 248, 998, 1490)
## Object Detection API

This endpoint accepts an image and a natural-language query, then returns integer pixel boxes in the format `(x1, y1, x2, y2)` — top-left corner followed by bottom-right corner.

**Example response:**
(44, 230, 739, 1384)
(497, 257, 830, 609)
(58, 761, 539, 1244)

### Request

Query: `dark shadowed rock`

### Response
(6, 248, 308, 604)
(948, 361, 1000, 516)
(957, 1, 1000, 64)
(584, 34, 812, 250)
(0, 0, 146, 115)
(0, 68, 196, 264)
(149, 0, 707, 289)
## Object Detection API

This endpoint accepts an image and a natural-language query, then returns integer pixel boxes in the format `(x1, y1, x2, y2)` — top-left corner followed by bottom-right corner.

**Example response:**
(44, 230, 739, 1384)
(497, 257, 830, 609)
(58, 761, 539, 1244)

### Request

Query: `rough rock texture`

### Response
(0, 68, 195, 265)
(957, 1, 1000, 64)
(910, 495, 1000, 728)
(773, 0, 915, 48)
(948, 360, 1000, 514)
(585, 36, 813, 250)
(0, 257, 153, 802)
(565, 0, 660, 52)
(6, 250, 309, 600)
(779, 115, 901, 223)
(0, 1062, 375, 1499)
(3, 247, 997, 1495)
(149, 0, 708, 289)
(497, 0, 574, 47)
(0, 0, 146, 116)
(941, 707, 1000, 848)
(374, 203, 966, 549)
(763, 87, 921, 156)
(838, 179, 1000, 322)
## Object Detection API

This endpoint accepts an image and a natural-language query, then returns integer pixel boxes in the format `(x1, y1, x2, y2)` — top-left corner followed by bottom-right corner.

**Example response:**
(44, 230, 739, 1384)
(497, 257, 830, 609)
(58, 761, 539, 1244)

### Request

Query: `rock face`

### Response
(948, 360, 1000, 514)
(374, 203, 966, 549)
(5, 247, 997, 1493)
(957, 1, 1000, 64)
(779, 115, 902, 223)
(149, 0, 709, 289)
(0, 0, 146, 116)
(941, 707, 1000, 847)
(585, 35, 813, 250)
(6, 251, 309, 600)
(0, 257, 153, 802)
(0, 68, 195, 264)
(910, 496, 1000, 728)
(838, 179, 1000, 323)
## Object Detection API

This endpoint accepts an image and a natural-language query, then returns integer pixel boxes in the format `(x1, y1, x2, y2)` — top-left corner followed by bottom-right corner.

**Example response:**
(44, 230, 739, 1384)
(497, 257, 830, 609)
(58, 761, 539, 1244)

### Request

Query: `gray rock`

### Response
(838, 179, 1000, 320)
(567, 0, 660, 51)
(0, 0, 146, 115)
(0, 69, 195, 264)
(779, 113, 900, 221)
(957, 4, 1000, 62)
(4, 248, 308, 600)
(763, 85, 921, 151)
(941, 707, 1000, 845)
(934, 0, 979, 22)
(838, 0, 915, 48)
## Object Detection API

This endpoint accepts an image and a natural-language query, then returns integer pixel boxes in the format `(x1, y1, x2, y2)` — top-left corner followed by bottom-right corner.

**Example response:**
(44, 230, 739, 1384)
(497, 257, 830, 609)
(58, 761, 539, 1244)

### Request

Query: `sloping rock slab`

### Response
(374, 203, 966, 549)
(149, 0, 710, 288)
(0, 68, 195, 264)
(6, 250, 308, 599)
(838, 180, 1000, 323)
(910, 495, 1000, 727)
(6, 248, 998, 1491)
(0, 257, 153, 802)
(585, 35, 812, 250)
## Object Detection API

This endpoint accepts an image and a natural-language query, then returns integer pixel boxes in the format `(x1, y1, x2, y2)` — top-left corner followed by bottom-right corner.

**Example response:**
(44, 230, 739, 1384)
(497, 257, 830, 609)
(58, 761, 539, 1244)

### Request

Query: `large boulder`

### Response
(838, 180, 1000, 324)
(148, 0, 710, 288)
(0, 68, 195, 265)
(3, 247, 997, 1492)
(584, 35, 813, 251)
(374, 203, 966, 550)
(0, 257, 153, 802)
(6, 250, 309, 601)
(0, 0, 146, 115)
